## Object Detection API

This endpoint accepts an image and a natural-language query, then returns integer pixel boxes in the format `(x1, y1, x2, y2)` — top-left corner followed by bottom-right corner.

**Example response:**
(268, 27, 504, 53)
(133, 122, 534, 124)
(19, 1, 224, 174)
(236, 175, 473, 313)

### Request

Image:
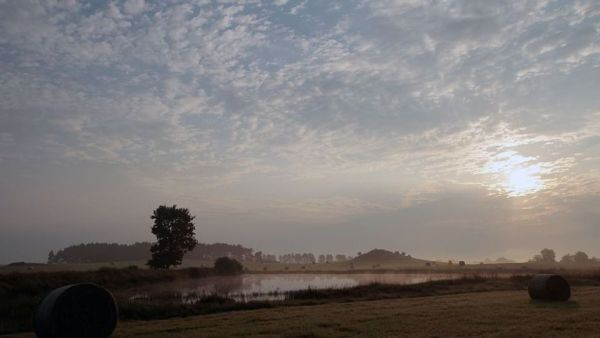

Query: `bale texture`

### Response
(528, 274, 571, 301)
(34, 283, 118, 338)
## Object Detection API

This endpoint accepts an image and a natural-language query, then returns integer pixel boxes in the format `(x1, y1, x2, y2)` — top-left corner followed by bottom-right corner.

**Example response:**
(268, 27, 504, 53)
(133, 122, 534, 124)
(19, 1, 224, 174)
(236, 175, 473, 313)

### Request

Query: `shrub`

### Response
(214, 257, 243, 275)
(187, 267, 205, 278)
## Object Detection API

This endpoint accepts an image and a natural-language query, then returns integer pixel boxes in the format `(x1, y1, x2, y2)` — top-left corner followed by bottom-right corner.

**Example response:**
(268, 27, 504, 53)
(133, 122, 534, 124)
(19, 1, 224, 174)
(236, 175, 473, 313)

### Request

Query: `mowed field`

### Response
(115, 287, 600, 337)
(7, 287, 600, 337)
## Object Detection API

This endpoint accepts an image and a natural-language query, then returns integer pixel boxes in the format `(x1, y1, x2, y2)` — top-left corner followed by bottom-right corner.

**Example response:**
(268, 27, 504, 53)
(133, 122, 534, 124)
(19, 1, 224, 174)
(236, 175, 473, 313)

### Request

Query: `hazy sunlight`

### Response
(486, 150, 545, 197)
(502, 164, 543, 196)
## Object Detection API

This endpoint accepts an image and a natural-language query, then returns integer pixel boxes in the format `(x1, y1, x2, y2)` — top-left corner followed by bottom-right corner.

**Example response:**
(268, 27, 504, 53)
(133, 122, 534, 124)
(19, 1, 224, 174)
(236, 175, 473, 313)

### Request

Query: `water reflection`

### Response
(126, 273, 461, 303)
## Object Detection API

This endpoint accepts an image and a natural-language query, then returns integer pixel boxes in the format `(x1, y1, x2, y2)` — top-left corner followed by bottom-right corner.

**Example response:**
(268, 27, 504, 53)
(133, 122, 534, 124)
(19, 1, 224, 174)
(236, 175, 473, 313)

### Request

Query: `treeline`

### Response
(238, 252, 353, 264)
(47, 242, 354, 265)
(269, 253, 352, 264)
(530, 248, 599, 265)
(48, 242, 254, 264)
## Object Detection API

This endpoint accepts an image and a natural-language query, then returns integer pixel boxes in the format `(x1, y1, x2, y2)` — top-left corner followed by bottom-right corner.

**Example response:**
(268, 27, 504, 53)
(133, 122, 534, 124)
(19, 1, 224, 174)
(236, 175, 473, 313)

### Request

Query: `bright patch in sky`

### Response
(486, 151, 545, 197)
(503, 164, 543, 197)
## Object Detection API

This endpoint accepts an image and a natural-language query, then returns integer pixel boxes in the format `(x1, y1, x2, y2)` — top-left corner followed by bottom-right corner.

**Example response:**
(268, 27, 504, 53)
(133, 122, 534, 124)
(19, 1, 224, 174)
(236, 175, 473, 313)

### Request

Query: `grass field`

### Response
(6, 287, 600, 337)
(116, 287, 600, 337)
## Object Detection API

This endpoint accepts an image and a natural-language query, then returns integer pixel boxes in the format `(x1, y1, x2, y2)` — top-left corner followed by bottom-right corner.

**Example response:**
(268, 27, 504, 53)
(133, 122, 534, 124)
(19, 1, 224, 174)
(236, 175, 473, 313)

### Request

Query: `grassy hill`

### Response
(348, 249, 433, 269)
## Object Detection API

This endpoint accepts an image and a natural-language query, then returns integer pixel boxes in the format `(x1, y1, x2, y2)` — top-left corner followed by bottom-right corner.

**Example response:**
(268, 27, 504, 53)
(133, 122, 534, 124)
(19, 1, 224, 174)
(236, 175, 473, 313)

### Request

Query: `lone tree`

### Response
(540, 248, 556, 263)
(147, 205, 198, 269)
(532, 248, 557, 264)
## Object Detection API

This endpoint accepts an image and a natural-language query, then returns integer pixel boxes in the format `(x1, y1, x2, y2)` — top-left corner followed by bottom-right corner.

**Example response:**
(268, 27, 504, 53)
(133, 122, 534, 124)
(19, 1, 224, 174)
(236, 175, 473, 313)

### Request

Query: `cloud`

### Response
(0, 0, 599, 262)
(273, 0, 289, 7)
(123, 0, 146, 15)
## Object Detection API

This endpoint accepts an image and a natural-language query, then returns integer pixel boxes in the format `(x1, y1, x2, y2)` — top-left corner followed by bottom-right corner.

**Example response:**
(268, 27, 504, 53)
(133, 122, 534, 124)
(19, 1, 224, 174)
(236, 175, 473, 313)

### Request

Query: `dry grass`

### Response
(6, 287, 600, 337)
(109, 287, 600, 337)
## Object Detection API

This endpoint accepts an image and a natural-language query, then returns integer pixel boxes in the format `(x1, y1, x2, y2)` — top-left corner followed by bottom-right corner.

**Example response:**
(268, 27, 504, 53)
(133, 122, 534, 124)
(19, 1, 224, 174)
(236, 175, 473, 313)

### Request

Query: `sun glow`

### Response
(502, 164, 543, 196)
(486, 150, 545, 197)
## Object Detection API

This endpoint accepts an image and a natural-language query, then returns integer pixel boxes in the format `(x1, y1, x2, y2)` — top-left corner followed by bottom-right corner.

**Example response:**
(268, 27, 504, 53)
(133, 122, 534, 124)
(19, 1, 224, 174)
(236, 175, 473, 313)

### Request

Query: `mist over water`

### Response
(126, 273, 462, 303)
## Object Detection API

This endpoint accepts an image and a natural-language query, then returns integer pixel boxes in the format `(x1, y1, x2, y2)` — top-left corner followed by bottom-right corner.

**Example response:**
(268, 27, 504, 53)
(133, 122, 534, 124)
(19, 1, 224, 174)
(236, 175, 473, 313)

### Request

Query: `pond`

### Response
(125, 273, 463, 303)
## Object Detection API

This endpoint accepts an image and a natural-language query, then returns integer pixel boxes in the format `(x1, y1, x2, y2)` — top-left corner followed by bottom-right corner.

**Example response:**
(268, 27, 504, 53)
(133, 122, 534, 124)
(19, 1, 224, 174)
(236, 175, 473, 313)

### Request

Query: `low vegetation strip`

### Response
(0, 266, 212, 295)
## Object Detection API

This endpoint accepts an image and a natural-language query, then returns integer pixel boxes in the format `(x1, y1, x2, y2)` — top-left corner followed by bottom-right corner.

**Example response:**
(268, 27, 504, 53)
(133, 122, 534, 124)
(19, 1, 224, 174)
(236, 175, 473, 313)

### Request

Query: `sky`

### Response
(0, 0, 599, 264)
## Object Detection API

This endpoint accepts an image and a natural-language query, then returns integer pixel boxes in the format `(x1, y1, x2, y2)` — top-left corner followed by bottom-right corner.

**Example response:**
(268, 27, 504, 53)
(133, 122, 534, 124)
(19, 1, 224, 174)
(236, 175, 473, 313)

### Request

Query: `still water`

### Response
(126, 273, 461, 303)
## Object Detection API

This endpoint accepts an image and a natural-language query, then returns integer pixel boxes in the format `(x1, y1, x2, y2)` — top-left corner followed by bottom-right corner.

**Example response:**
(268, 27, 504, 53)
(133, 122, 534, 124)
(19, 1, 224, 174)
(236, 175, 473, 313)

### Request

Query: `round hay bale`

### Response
(33, 283, 118, 338)
(528, 274, 571, 301)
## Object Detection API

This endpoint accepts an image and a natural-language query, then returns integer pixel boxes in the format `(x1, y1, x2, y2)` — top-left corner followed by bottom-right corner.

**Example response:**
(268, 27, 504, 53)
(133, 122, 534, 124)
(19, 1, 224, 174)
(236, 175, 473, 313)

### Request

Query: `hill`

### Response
(352, 249, 429, 265)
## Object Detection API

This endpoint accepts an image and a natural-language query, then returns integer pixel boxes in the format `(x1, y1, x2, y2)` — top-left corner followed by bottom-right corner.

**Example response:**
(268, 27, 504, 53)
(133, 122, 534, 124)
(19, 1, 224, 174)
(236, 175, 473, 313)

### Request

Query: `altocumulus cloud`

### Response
(0, 0, 599, 263)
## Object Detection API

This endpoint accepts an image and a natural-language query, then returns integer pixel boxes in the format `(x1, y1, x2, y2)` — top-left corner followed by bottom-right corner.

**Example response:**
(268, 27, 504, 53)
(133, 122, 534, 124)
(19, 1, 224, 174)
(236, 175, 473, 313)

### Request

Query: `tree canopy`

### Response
(147, 205, 198, 269)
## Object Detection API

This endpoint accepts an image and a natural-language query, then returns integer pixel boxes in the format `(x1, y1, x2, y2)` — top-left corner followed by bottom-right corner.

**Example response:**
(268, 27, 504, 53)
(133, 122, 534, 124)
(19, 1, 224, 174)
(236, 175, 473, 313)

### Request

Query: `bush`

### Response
(214, 257, 243, 275)
(187, 267, 205, 278)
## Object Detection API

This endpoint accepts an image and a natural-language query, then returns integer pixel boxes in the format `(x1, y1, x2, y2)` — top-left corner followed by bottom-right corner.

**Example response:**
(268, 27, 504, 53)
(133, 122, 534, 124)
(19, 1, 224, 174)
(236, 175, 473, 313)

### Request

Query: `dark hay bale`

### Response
(33, 283, 118, 338)
(528, 274, 571, 301)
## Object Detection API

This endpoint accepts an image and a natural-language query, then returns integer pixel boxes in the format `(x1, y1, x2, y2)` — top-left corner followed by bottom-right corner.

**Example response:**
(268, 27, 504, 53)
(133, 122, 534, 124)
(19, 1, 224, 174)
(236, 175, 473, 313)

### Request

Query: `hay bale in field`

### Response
(33, 283, 118, 338)
(528, 274, 571, 301)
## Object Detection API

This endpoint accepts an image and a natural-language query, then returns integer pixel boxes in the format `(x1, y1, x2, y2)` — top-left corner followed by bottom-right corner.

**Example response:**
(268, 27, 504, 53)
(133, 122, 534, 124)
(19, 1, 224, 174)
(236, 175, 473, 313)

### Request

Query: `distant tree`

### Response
(560, 254, 573, 264)
(214, 257, 243, 275)
(254, 251, 263, 262)
(574, 251, 590, 264)
(531, 249, 557, 264)
(560, 251, 591, 265)
(540, 248, 556, 263)
(318, 254, 326, 263)
(47, 250, 55, 264)
(147, 205, 198, 269)
(326, 254, 333, 263)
